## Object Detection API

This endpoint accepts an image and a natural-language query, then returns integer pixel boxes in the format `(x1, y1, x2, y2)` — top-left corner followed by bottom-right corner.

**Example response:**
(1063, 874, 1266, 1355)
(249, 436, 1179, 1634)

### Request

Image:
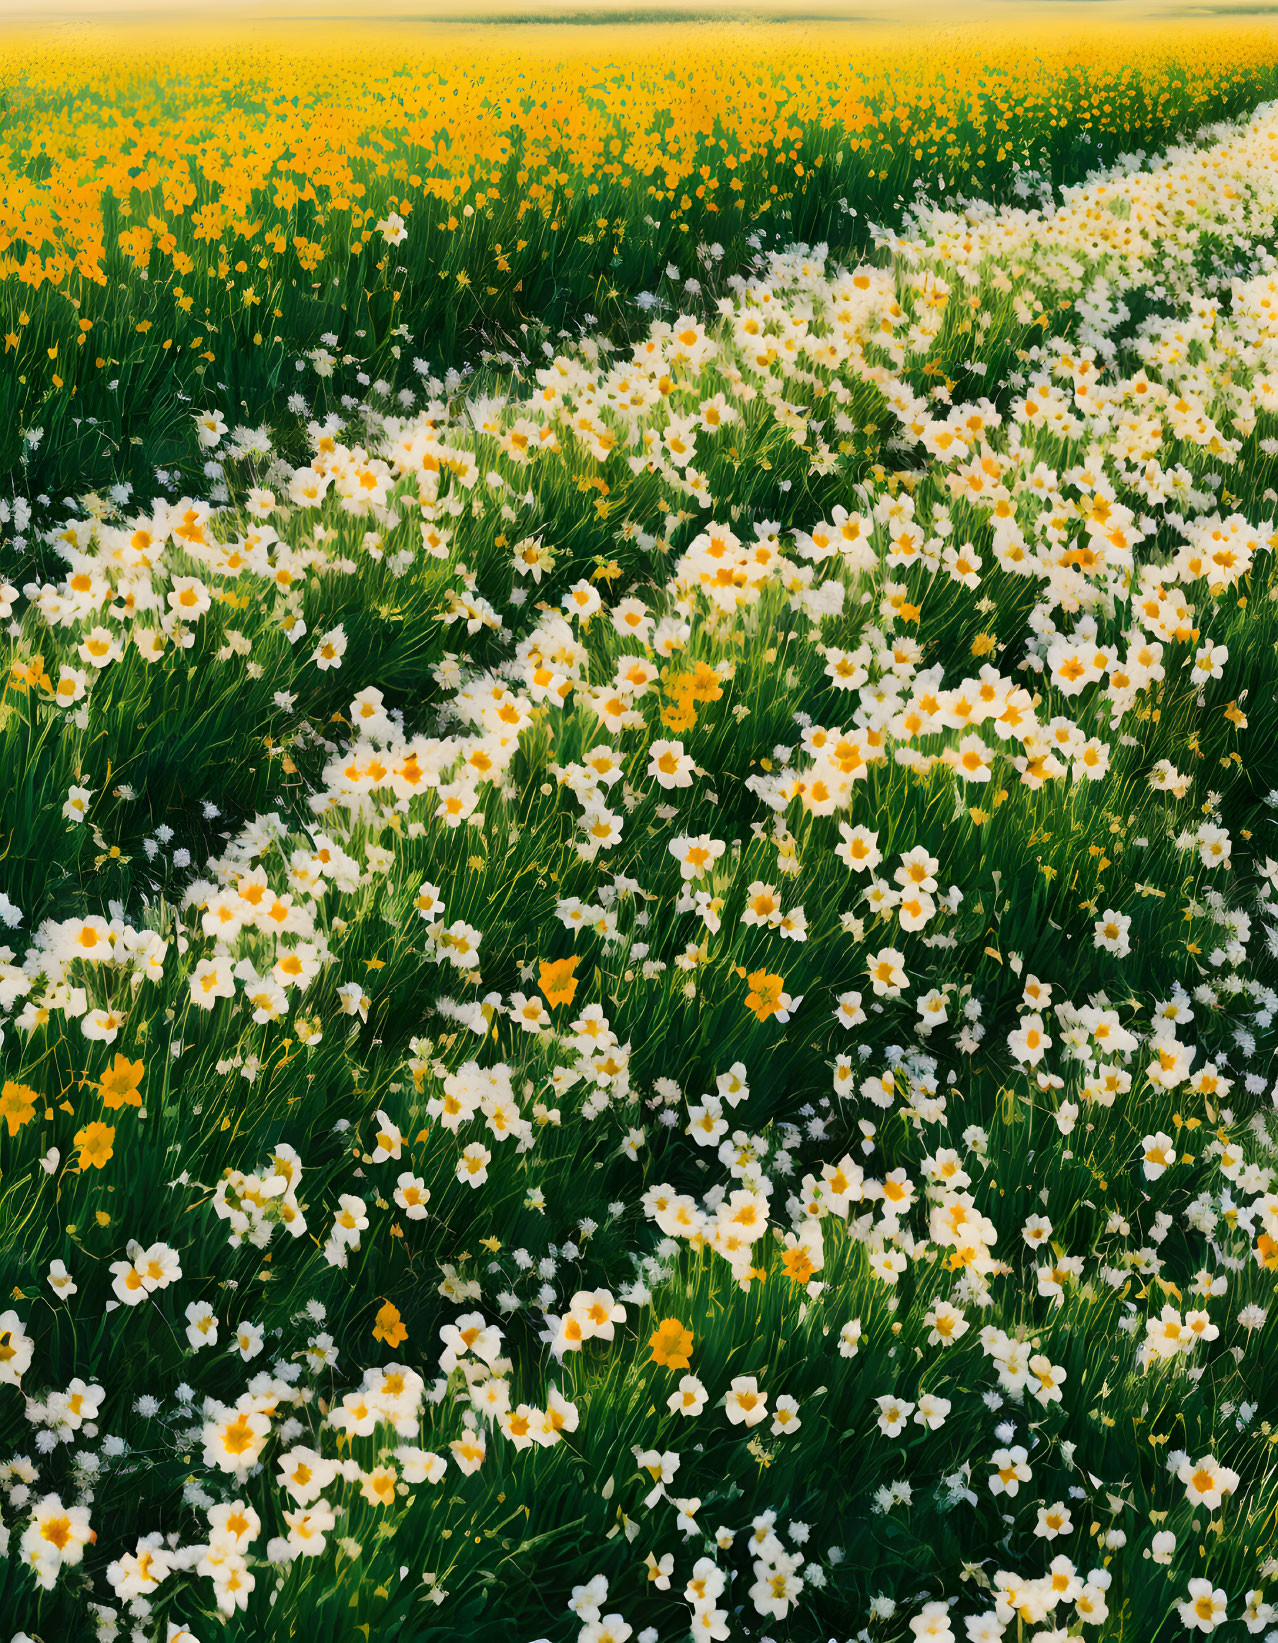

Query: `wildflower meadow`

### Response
(6, 12, 1278, 1643)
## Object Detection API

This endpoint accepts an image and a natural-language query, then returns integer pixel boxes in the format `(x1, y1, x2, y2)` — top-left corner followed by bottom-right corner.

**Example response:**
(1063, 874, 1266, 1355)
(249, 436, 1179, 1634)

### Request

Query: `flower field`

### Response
(8, 19, 1278, 503)
(6, 16, 1278, 1643)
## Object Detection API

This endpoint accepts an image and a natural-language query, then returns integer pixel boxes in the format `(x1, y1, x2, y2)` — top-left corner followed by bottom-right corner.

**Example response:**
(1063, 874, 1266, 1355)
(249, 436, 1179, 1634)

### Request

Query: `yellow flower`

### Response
(660, 697, 697, 733)
(372, 1299, 407, 1348)
(538, 955, 581, 1009)
(97, 1054, 144, 1110)
(744, 970, 785, 1022)
(360, 1463, 399, 1506)
(781, 1246, 815, 1286)
(75, 1121, 115, 1171)
(0, 1080, 37, 1137)
(649, 1317, 694, 1370)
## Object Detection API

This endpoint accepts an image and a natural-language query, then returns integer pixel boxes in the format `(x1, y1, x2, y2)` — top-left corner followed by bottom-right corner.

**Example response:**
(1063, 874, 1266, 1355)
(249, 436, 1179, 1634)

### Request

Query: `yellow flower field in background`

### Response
(6, 18, 1278, 289)
(4, 17, 1278, 501)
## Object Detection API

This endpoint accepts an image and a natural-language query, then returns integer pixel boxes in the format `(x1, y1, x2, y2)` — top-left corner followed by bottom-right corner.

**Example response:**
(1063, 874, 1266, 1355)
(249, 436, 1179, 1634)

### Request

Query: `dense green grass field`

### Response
(5, 19, 1278, 1643)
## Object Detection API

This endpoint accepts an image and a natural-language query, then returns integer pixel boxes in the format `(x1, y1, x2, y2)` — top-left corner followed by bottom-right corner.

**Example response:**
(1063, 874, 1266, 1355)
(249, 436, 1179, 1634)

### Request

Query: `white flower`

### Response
(1093, 908, 1131, 958)
(0, 1310, 35, 1384)
(1034, 1501, 1073, 1540)
(1191, 641, 1228, 681)
(568, 1572, 609, 1622)
(185, 1301, 219, 1351)
(909, 1600, 955, 1641)
(457, 1143, 492, 1188)
(1007, 1012, 1051, 1065)
(875, 1394, 914, 1437)
(46, 1259, 77, 1299)
(723, 1376, 768, 1427)
(63, 784, 94, 823)
(838, 1319, 862, 1357)
(1141, 1131, 1177, 1181)
(1178, 1454, 1240, 1509)
(836, 823, 881, 872)
(667, 1374, 708, 1417)
(195, 409, 227, 448)
(867, 947, 908, 998)
(988, 1445, 1031, 1496)
(1179, 1578, 1227, 1633)
(233, 1320, 265, 1362)
(653, 739, 693, 788)
(914, 1393, 951, 1431)
(313, 625, 348, 670)
(394, 1172, 430, 1219)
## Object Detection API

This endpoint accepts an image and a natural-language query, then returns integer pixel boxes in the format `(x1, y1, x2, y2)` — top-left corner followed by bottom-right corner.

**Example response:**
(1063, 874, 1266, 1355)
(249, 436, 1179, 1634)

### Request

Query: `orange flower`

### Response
(660, 697, 697, 733)
(538, 955, 581, 1009)
(0, 1080, 37, 1137)
(685, 660, 724, 703)
(372, 1299, 407, 1348)
(781, 1245, 815, 1285)
(97, 1054, 144, 1110)
(744, 970, 785, 1021)
(75, 1121, 115, 1171)
(649, 1317, 694, 1370)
